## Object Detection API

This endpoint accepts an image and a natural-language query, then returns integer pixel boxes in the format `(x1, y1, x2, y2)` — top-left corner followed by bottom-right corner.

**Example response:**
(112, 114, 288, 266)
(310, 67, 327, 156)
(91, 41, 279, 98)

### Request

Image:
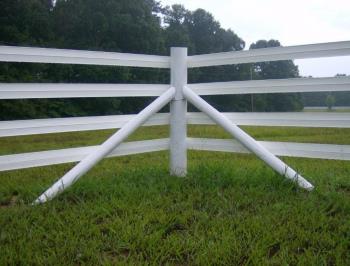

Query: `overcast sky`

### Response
(161, 0, 350, 77)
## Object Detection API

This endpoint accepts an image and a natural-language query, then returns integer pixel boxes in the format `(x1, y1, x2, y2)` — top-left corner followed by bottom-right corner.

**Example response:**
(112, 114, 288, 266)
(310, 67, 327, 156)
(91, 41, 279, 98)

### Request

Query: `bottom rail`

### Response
(0, 139, 169, 171)
(188, 138, 350, 161)
(0, 138, 349, 172)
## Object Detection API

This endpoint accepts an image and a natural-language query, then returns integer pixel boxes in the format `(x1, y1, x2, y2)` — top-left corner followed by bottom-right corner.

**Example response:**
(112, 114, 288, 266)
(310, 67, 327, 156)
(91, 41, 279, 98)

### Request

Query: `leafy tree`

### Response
(302, 74, 350, 107)
(0, 0, 168, 119)
(249, 40, 303, 111)
(163, 5, 193, 50)
(162, 5, 249, 111)
(0, 1, 305, 120)
(325, 94, 336, 110)
(0, 0, 54, 46)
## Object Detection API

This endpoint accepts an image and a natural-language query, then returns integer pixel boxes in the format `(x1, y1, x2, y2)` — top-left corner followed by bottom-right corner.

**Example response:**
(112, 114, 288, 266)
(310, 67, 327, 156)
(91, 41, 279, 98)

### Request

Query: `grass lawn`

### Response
(0, 125, 349, 265)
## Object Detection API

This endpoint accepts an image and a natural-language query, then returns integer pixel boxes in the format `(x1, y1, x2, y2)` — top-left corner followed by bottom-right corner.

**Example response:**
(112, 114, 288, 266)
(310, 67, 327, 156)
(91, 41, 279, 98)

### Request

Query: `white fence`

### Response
(1, 41, 350, 173)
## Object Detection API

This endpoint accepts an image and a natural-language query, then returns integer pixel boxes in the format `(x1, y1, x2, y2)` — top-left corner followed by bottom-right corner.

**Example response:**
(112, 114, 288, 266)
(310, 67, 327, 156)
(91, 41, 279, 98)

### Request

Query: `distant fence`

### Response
(1, 41, 350, 172)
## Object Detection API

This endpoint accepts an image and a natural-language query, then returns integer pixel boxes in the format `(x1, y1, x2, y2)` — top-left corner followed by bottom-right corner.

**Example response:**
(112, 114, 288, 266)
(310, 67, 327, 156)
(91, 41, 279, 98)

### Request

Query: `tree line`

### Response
(0, 0, 305, 120)
(302, 74, 350, 108)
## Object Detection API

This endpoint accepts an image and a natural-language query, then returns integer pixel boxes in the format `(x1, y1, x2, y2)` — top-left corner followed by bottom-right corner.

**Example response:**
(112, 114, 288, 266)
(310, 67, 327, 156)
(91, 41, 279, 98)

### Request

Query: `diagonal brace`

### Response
(34, 87, 176, 204)
(183, 86, 314, 190)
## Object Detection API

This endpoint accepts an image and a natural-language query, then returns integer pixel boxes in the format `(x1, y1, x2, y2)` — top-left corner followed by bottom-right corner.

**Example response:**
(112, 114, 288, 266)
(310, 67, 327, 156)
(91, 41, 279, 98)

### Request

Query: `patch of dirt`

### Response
(0, 195, 18, 209)
(103, 248, 130, 263)
(268, 242, 280, 258)
(163, 222, 187, 238)
(336, 184, 350, 194)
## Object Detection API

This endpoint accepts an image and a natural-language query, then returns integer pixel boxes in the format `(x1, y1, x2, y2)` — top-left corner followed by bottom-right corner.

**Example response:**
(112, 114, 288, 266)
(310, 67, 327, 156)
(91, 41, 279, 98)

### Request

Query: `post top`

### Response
(170, 47, 188, 57)
(170, 47, 188, 51)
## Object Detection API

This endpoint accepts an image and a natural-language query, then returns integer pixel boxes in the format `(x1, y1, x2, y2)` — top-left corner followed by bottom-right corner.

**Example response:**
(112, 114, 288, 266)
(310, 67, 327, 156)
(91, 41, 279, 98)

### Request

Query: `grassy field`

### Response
(0, 125, 349, 265)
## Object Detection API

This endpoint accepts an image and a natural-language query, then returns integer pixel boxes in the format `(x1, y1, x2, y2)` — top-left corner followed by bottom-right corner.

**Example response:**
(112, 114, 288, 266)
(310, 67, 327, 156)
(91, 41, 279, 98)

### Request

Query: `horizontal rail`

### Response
(1, 41, 350, 69)
(188, 112, 350, 128)
(1, 76, 349, 99)
(0, 83, 169, 99)
(1, 138, 349, 171)
(0, 45, 170, 68)
(0, 114, 169, 137)
(188, 40, 350, 67)
(1, 112, 349, 137)
(189, 76, 350, 95)
(0, 138, 169, 171)
(188, 138, 350, 161)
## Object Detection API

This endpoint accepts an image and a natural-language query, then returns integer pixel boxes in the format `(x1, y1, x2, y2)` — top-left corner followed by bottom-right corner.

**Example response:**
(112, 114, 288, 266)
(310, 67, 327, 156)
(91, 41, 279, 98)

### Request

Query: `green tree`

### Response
(0, 1, 304, 120)
(302, 74, 350, 107)
(325, 94, 336, 110)
(0, 0, 168, 119)
(249, 40, 303, 111)
(163, 5, 249, 112)
(163, 5, 193, 50)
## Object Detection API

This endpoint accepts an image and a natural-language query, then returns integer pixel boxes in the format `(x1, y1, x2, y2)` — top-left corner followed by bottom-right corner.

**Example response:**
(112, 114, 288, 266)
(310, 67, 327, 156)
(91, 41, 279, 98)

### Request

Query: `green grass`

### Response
(1, 126, 350, 265)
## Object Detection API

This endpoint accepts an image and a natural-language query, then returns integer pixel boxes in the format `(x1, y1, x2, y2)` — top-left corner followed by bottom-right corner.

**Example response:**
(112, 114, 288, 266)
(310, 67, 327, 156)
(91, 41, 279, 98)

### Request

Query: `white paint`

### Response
(0, 114, 170, 137)
(0, 139, 169, 172)
(0, 83, 169, 99)
(187, 112, 350, 128)
(0, 111, 349, 138)
(2, 138, 349, 172)
(2, 75, 350, 100)
(188, 41, 350, 68)
(170, 48, 187, 176)
(187, 138, 350, 161)
(188, 76, 350, 95)
(0, 45, 170, 68)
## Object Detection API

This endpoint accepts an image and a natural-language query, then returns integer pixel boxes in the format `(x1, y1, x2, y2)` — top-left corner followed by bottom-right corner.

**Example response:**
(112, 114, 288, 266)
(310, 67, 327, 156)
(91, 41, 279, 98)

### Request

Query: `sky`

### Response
(160, 0, 350, 77)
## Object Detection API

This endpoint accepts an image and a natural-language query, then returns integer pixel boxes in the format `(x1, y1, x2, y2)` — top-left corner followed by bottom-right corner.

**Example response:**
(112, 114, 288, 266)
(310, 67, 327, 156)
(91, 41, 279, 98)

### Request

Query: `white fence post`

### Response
(170, 47, 187, 176)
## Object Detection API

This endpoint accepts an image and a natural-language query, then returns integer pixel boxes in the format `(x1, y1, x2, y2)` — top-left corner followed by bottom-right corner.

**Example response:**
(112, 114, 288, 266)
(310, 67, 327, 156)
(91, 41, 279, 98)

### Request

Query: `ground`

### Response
(0, 125, 349, 265)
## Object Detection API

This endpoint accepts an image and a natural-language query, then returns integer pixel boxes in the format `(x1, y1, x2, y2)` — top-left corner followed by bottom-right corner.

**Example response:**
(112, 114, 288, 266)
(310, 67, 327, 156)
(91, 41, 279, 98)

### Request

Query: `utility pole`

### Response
(250, 64, 254, 112)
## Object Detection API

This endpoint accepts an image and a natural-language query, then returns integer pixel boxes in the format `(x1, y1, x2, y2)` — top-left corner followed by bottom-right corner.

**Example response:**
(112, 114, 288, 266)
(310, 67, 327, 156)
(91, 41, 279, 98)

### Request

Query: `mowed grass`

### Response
(0, 125, 350, 265)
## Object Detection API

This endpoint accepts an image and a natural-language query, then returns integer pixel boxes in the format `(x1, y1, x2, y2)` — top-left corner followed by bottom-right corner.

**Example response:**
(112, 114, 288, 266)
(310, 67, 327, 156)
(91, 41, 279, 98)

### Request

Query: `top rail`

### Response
(0, 45, 170, 68)
(188, 41, 350, 68)
(1, 41, 350, 68)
